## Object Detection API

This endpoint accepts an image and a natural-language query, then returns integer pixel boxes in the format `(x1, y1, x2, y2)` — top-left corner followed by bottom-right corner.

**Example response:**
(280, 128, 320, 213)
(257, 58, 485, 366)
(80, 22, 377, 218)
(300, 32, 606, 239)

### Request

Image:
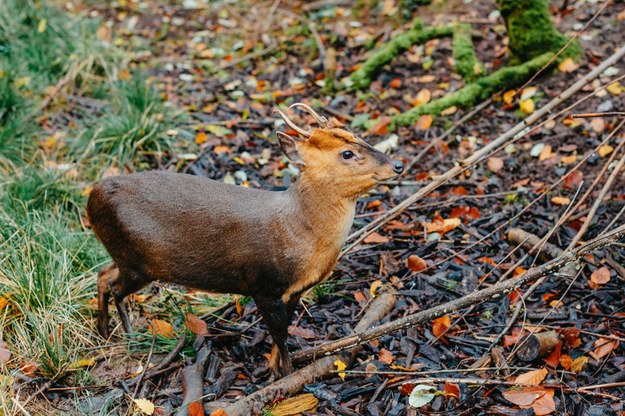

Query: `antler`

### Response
(289, 103, 328, 127)
(273, 109, 311, 138)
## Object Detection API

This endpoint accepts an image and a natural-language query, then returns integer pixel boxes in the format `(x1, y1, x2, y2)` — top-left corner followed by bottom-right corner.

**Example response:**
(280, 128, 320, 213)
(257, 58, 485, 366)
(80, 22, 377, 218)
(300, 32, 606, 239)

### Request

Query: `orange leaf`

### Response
(379, 348, 395, 365)
(370, 280, 383, 297)
(559, 354, 572, 370)
(592, 338, 618, 359)
(502, 386, 548, 406)
(354, 291, 367, 303)
(478, 257, 497, 267)
(150, 319, 175, 338)
(514, 368, 548, 385)
(194, 131, 208, 145)
(563, 170, 583, 190)
(589, 266, 610, 289)
(369, 116, 391, 135)
(363, 232, 389, 244)
(432, 315, 451, 339)
(487, 156, 504, 173)
(558, 57, 579, 73)
(406, 255, 427, 272)
(559, 328, 581, 348)
(390, 78, 402, 89)
(210, 408, 227, 416)
(213, 145, 231, 154)
(532, 389, 556, 415)
(543, 341, 562, 368)
(185, 313, 208, 335)
(415, 114, 433, 131)
(425, 217, 461, 234)
(189, 401, 204, 416)
(444, 381, 460, 399)
(551, 196, 570, 205)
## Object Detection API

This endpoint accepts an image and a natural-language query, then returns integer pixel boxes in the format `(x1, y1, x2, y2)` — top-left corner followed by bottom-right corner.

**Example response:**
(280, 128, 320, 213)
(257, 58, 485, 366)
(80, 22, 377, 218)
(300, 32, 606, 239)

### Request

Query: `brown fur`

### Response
(87, 115, 403, 376)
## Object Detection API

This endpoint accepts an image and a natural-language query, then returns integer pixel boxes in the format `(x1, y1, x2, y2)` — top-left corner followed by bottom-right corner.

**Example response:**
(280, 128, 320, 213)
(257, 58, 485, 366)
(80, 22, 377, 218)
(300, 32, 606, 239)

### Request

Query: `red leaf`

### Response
(563, 170, 583, 190)
(444, 381, 460, 399)
(559, 328, 581, 348)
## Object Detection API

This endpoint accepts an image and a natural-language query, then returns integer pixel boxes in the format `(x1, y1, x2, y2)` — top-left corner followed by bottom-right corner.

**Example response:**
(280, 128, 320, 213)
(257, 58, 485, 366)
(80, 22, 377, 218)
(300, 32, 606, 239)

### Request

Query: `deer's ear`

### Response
(277, 132, 305, 165)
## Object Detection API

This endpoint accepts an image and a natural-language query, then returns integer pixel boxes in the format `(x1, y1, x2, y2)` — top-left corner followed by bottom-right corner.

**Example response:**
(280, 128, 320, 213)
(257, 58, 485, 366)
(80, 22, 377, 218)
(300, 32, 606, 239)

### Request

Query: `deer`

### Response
(87, 103, 404, 376)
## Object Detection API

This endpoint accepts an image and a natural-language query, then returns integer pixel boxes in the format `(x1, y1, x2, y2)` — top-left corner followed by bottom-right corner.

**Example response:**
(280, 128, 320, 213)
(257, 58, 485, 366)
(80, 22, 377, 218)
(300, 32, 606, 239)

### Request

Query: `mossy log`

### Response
(452, 23, 484, 82)
(498, 0, 580, 64)
(349, 20, 454, 90)
(392, 52, 554, 126)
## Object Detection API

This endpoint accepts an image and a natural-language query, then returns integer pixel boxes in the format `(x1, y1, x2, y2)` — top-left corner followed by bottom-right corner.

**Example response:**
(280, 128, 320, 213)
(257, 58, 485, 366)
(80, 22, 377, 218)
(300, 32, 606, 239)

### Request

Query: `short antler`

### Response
(273, 109, 312, 138)
(289, 103, 328, 127)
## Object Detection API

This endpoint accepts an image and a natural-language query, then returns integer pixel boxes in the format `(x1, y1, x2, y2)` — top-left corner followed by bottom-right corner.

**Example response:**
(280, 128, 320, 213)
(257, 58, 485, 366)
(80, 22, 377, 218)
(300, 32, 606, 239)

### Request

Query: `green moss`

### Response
(350, 20, 454, 90)
(497, 0, 580, 63)
(452, 23, 485, 82)
(392, 52, 554, 126)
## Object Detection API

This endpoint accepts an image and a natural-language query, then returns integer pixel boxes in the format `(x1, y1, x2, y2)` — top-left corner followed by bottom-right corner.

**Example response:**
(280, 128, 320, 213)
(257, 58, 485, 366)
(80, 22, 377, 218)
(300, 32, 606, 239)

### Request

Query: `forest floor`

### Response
(1, 0, 625, 415)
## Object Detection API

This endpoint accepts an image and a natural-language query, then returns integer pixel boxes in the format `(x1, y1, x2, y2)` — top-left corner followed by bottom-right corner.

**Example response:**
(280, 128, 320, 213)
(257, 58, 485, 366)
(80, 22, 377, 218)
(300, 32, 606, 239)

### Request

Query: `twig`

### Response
(292, 224, 625, 363)
(132, 328, 156, 398)
(213, 44, 278, 73)
(572, 112, 625, 118)
(343, 44, 625, 254)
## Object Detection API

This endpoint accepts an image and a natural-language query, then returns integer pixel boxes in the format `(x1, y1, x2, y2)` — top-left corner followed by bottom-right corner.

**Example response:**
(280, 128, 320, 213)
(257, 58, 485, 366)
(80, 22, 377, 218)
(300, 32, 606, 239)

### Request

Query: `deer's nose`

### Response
(392, 160, 404, 174)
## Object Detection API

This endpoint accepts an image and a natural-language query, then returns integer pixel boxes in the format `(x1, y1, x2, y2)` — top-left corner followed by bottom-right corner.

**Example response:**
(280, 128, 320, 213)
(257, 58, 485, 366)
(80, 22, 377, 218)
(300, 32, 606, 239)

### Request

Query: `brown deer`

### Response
(87, 104, 404, 376)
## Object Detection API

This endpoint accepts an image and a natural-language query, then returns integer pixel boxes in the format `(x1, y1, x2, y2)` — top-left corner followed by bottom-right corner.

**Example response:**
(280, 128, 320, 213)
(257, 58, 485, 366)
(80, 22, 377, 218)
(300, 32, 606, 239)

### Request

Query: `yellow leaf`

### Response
(514, 367, 548, 385)
(194, 131, 208, 145)
(133, 398, 155, 415)
(413, 89, 431, 106)
(15, 77, 30, 88)
(418, 75, 436, 83)
(369, 280, 382, 297)
(551, 196, 570, 205)
(440, 106, 457, 116)
(149, 319, 175, 338)
(520, 87, 537, 100)
(606, 82, 622, 96)
(571, 356, 588, 373)
(334, 359, 347, 380)
(561, 155, 577, 165)
(37, 19, 47, 33)
(0, 296, 10, 312)
(519, 99, 535, 114)
(598, 144, 613, 158)
(0, 69, 4, 79)
(503, 89, 516, 104)
(71, 358, 95, 369)
(415, 114, 433, 130)
(538, 144, 553, 161)
(558, 57, 579, 73)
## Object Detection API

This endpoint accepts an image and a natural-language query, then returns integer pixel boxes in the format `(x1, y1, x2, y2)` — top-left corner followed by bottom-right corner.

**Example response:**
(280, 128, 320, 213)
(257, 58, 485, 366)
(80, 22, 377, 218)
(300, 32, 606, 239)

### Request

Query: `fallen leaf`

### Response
(444, 381, 460, 399)
(354, 291, 367, 303)
(425, 217, 461, 234)
(150, 319, 175, 339)
(532, 389, 556, 415)
(185, 313, 208, 335)
(520, 87, 537, 100)
(194, 131, 208, 144)
(598, 144, 613, 157)
(363, 232, 389, 244)
(71, 358, 96, 369)
(379, 348, 395, 365)
(543, 341, 562, 368)
(538, 144, 553, 161)
(571, 356, 588, 373)
(503, 89, 516, 104)
(415, 114, 433, 131)
(440, 106, 457, 116)
(133, 398, 155, 415)
(519, 99, 535, 114)
(400, 383, 416, 395)
(551, 196, 570, 205)
(487, 156, 504, 173)
(288, 325, 316, 339)
(514, 368, 548, 385)
(589, 266, 610, 289)
(390, 78, 402, 89)
(335, 359, 347, 380)
(210, 410, 228, 416)
(563, 170, 583, 190)
(413, 88, 431, 106)
(606, 82, 622, 96)
(561, 154, 577, 164)
(369, 280, 383, 297)
(37, 18, 47, 33)
(559, 354, 572, 370)
(502, 386, 547, 406)
(592, 338, 618, 359)
(270, 394, 318, 415)
(590, 118, 605, 133)
(406, 254, 427, 272)
(418, 75, 436, 83)
(188, 402, 203, 416)
(408, 385, 436, 408)
(558, 57, 579, 73)
(0, 341, 10, 364)
(432, 315, 451, 339)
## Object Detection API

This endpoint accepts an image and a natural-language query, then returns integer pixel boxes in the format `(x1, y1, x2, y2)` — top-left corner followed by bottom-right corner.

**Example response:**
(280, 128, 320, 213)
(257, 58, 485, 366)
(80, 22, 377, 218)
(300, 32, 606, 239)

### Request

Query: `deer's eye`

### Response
(341, 150, 355, 160)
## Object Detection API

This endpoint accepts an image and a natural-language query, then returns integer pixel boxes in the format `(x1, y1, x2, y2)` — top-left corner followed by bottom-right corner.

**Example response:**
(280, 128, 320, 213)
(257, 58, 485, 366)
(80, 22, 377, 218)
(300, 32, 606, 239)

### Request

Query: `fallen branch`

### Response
(344, 44, 625, 252)
(216, 290, 396, 416)
(176, 344, 211, 416)
(294, 224, 625, 363)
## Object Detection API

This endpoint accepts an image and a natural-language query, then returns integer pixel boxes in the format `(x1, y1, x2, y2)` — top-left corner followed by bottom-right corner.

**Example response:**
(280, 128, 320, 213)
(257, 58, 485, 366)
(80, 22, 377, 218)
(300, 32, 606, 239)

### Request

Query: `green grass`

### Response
(0, 1, 189, 411)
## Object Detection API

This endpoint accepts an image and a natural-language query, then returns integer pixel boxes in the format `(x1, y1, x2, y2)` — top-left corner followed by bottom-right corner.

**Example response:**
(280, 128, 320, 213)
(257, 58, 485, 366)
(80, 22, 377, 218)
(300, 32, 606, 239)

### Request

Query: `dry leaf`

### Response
(363, 232, 389, 244)
(413, 89, 431, 106)
(188, 402, 204, 416)
(185, 313, 208, 335)
(543, 342, 562, 368)
(210, 410, 228, 416)
(551, 196, 570, 205)
(589, 118, 605, 133)
(354, 291, 367, 303)
(415, 114, 433, 130)
(598, 144, 613, 157)
(559, 354, 572, 370)
(558, 57, 579, 73)
(406, 254, 427, 272)
(519, 99, 535, 114)
(563, 170, 583, 190)
(150, 319, 175, 338)
(370, 280, 383, 297)
(606, 82, 622, 96)
(514, 368, 548, 385)
(334, 359, 347, 380)
(538, 144, 553, 161)
(440, 106, 457, 116)
(133, 398, 155, 415)
(592, 338, 618, 359)
(571, 356, 588, 373)
(502, 386, 547, 406)
(432, 315, 451, 339)
(0, 341, 10, 364)
(503, 89, 516, 104)
(487, 156, 504, 173)
(288, 325, 316, 339)
(532, 389, 556, 415)
(195, 131, 208, 144)
(444, 381, 460, 399)
(520, 87, 537, 100)
(425, 217, 461, 234)
(379, 348, 395, 365)
(589, 266, 610, 289)
(270, 394, 318, 415)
